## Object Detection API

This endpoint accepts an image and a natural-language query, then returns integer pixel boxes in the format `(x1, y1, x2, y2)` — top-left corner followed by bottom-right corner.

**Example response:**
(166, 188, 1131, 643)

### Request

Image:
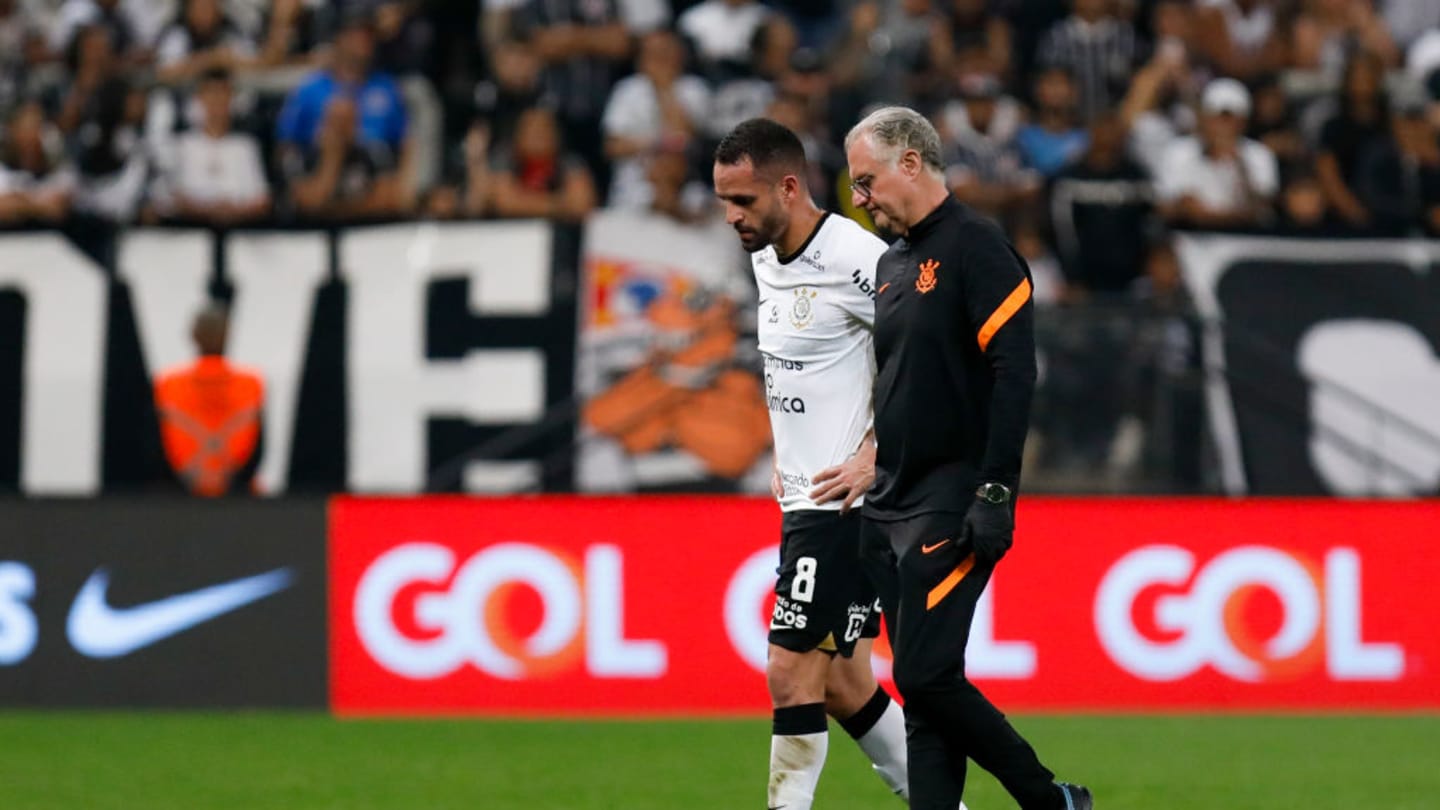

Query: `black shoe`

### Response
(1057, 782, 1092, 810)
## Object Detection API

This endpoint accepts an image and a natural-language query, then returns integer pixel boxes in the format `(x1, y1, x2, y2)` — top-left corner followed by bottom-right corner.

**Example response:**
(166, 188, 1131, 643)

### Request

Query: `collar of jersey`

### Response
(775, 212, 831, 265)
(908, 196, 959, 241)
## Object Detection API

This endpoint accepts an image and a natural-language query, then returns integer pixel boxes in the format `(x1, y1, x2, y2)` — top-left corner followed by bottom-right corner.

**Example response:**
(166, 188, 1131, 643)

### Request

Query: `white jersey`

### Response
(753, 213, 887, 512)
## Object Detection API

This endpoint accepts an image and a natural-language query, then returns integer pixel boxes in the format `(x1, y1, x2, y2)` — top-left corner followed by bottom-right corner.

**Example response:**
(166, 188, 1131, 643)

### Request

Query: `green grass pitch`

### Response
(1, 713, 1436, 809)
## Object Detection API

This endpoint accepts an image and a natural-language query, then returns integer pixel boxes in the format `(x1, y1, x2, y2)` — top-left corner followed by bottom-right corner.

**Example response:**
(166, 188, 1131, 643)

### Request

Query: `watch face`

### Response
(979, 484, 1009, 504)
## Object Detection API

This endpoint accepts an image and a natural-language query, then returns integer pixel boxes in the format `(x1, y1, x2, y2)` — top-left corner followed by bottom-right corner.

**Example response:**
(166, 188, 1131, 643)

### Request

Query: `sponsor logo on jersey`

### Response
(761, 352, 805, 371)
(844, 602, 872, 643)
(771, 594, 809, 630)
(850, 269, 876, 300)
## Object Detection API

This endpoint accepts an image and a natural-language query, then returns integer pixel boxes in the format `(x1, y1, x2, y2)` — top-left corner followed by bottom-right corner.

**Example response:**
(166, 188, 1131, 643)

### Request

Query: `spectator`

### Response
(57, 23, 118, 133)
(645, 145, 713, 223)
(1119, 26, 1201, 179)
(1246, 74, 1307, 169)
(372, 0, 434, 77)
(1018, 66, 1088, 178)
(829, 0, 939, 107)
(931, 0, 1012, 80)
(154, 0, 255, 84)
(1156, 77, 1278, 228)
(490, 105, 596, 222)
(275, 11, 408, 155)
(0, 100, 75, 224)
(514, 0, 633, 189)
(1050, 113, 1156, 299)
(49, 0, 155, 62)
(1316, 52, 1390, 228)
(152, 68, 270, 225)
(471, 38, 546, 148)
(768, 0, 846, 52)
(1277, 169, 1333, 233)
(1193, 0, 1286, 80)
(422, 120, 494, 219)
(601, 30, 709, 210)
(153, 304, 265, 497)
(1036, 0, 1141, 123)
(284, 95, 412, 220)
(705, 18, 793, 140)
(939, 71, 1039, 221)
(70, 76, 151, 223)
(677, 0, 769, 81)
(1290, 0, 1397, 74)
(0, 0, 48, 116)
(1355, 84, 1440, 235)
(254, 0, 323, 68)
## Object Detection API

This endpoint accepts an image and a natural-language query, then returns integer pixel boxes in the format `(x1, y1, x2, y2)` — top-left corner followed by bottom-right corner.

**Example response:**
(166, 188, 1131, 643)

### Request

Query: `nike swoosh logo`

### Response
(921, 539, 951, 554)
(67, 567, 294, 658)
(878, 283, 890, 294)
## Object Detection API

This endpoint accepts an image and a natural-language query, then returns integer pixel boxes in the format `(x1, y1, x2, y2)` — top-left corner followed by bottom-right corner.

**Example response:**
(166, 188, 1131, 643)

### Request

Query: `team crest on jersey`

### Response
(790, 287, 818, 328)
(917, 259, 939, 294)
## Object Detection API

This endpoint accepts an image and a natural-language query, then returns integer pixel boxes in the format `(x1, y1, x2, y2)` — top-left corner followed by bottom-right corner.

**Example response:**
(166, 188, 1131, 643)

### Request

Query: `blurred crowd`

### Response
(0, 0, 1438, 250)
(1, 0, 1438, 489)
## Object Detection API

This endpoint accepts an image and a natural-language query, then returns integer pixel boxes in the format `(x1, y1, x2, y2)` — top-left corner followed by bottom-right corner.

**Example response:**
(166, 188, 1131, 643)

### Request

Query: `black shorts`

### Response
(769, 509, 882, 658)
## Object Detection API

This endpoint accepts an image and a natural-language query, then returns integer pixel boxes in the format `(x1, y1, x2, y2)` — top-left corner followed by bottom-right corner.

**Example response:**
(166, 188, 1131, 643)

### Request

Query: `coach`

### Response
(844, 106, 1092, 810)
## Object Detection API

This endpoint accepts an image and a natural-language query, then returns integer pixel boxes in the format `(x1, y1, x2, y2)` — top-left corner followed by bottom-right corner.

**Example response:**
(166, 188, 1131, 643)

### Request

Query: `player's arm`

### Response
(957, 223, 1037, 564)
(960, 223, 1036, 492)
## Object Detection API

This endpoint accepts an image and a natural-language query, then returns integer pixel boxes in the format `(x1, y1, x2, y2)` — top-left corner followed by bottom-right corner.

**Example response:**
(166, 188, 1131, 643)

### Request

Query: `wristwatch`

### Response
(976, 482, 1013, 505)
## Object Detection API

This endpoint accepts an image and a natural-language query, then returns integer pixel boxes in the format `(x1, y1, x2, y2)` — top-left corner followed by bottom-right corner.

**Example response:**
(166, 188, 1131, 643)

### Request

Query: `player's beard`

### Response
(736, 208, 788, 253)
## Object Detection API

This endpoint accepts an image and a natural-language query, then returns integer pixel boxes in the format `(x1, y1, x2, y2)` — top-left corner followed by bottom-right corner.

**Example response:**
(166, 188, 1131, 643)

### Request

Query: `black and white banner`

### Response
(0, 500, 326, 707)
(0, 222, 578, 495)
(1176, 235, 1440, 496)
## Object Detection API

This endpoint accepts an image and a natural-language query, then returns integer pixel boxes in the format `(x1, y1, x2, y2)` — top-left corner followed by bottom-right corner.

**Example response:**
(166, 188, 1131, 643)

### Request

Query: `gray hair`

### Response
(845, 106, 945, 173)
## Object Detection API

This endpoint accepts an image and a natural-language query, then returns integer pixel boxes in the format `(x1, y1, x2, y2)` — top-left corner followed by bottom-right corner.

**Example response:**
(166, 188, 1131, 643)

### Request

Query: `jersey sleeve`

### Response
(838, 226, 886, 330)
(958, 221, 1038, 490)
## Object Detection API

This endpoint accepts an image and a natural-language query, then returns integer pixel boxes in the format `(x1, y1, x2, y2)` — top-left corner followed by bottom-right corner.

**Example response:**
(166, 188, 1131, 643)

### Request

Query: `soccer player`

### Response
(714, 118, 967, 810)
(844, 105, 1093, 810)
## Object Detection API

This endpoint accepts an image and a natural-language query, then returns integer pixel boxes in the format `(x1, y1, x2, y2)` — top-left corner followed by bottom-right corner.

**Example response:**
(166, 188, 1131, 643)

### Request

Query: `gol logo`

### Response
(353, 542, 667, 680)
(1095, 545, 1405, 683)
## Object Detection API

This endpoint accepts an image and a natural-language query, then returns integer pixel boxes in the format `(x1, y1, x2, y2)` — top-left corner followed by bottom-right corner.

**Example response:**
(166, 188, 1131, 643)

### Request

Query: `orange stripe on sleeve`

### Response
(927, 553, 976, 610)
(976, 278, 1032, 352)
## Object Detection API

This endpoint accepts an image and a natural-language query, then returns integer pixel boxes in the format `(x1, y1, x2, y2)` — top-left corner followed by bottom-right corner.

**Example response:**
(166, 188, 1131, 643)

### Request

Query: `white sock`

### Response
(847, 692, 971, 809)
(769, 731, 828, 809)
(852, 696, 910, 799)
(770, 703, 829, 810)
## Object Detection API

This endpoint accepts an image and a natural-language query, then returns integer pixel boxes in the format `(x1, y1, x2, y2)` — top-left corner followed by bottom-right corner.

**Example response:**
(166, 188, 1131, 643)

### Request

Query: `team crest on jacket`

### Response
(790, 287, 818, 328)
(916, 259, 939, 294)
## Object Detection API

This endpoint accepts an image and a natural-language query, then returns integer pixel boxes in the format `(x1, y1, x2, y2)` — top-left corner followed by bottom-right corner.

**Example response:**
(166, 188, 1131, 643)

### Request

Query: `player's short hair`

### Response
(845, 106, 945, 173)
(714, 118, 808, 180)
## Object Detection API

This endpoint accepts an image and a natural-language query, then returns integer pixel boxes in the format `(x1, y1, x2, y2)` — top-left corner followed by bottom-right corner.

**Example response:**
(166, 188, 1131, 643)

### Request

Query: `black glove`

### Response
(962, 498, 1014, 565)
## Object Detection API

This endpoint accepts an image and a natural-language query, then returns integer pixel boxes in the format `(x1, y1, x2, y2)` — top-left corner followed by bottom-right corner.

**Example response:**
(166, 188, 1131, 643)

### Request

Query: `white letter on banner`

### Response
(340, 222, 549, 492)
(1325, 548, 1405, 680)
(965, 583, 1037, 678)
(224, 232, 328, 493)
(0, 234, 106, 493)
(584, 545, 667, 677)
(117, 230, 213, 376)
(0, 562, 37, 665)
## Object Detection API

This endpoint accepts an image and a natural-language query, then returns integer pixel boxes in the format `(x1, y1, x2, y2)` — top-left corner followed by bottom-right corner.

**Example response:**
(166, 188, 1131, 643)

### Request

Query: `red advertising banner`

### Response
(329, 497, 1440, 715)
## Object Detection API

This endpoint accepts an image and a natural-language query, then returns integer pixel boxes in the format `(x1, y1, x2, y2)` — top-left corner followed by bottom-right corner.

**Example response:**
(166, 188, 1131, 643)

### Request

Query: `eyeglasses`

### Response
(849, 174, 874, 202)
